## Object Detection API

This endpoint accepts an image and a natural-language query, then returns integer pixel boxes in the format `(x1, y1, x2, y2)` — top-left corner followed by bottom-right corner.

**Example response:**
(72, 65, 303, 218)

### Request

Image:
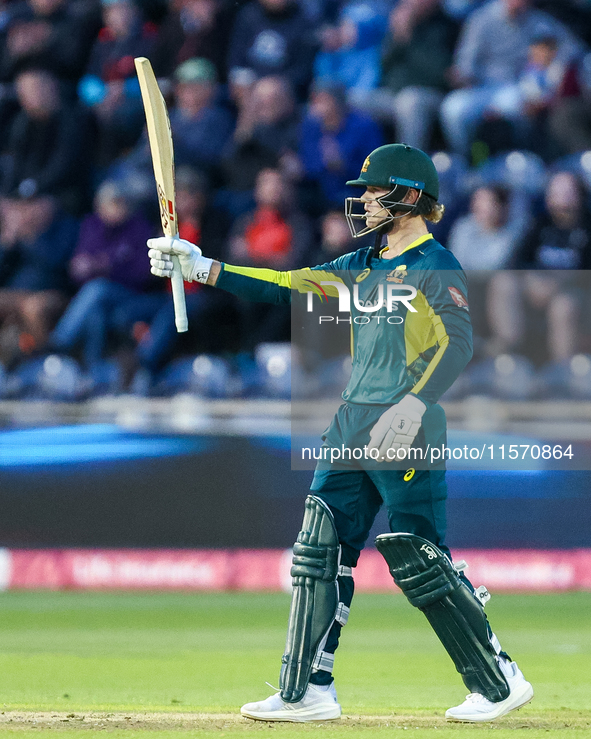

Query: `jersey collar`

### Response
(379, 233, 434, 259)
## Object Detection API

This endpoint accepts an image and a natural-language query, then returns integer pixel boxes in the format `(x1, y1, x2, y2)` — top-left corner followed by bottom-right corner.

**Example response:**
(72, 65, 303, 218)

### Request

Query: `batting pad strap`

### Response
(335, 602, 350, 626)
(490, 633, 502, 655)
(312, 650, 335, 673)
(394, 563, 458, 608)
(291, 541, 339, 581)
(338, 565, 353, 577)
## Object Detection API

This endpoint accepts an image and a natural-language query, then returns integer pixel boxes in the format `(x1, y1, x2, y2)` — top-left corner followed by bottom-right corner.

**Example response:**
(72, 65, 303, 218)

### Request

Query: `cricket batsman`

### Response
(147, 144, 533, 722)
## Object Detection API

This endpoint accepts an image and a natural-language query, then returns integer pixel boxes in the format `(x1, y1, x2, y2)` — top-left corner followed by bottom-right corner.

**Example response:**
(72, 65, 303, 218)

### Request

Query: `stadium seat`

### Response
(155, 354, 234, 398)
(0, 361, 6, 399)
(538, 354, 591, 400)
(468, 354, 537, 400)
(10, 354, 86, 401)
(255, 343, 292, 399)
(473, 150, 548, 196)
(86, 359, 123, 397)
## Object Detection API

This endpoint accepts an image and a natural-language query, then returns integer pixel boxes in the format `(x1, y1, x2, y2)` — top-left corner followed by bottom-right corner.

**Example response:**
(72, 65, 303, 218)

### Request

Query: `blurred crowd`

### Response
(0, 0, 591, 399)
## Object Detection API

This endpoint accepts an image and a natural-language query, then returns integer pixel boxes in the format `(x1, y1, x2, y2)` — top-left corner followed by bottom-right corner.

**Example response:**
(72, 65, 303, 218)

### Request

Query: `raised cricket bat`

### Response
(135, 56, 188, 333)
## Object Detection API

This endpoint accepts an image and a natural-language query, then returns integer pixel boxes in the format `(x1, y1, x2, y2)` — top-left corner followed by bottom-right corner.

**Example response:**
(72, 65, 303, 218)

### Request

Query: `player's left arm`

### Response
(408, 264, 473, 406)
(369, 259, 473, 459)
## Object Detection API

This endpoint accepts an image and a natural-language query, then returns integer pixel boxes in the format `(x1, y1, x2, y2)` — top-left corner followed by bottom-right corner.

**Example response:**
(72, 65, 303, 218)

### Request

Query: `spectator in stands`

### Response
(229, 167, 311, 269)
(228, 167, 312, 349)
(512, 171, 591, 269)
(78, 0, 157, 167)
(129, 168, 233, 391)
(152, 0, 233, 82)
(120, 166, 232, 389)
(299, 83, 383, 212)
(313, 1, 386, 98)
(440, 0, 583, 156)
(486, 172, 591, 363)
(448, 185, 527, 269)
(1, 68, 93, 214)
(220, 75, 301, 216)
(295, 210, 357, 366)
(0, 194, 78, 365)
(310, 209, 357, 264)
(518, 35, 582, 159)
(169, 56, 234, 172)
(0, 0, 101, 88)
(547, 45, 591, 155)
(448, 184, 528, 347)
(352, 0, 458, 151)
(130, 57, 234, 182)
(442, 0, 486, 20)
(548, 89, 591, 155)
(227, 0, 315, 100)
(48, 180, 158, 369)
(121, 56, 234, 199)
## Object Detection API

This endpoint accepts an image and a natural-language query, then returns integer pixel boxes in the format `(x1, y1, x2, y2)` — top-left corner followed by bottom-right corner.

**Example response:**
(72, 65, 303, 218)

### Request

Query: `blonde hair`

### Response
(415, 193, 445, 224)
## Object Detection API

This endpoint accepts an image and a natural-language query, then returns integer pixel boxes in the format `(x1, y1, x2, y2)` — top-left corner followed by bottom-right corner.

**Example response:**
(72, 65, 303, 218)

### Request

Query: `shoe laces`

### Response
(464, 693, 488, 704)
(265, 682, 280, 692)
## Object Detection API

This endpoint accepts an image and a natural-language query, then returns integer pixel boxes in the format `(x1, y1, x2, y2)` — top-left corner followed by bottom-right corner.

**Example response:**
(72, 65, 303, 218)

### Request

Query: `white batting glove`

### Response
(147, 235, 213, 284)
(368, 394, 426, 461)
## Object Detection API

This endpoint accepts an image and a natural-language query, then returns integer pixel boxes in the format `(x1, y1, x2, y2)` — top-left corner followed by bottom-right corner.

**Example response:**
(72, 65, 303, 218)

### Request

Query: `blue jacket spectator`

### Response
(125, 57, 234, 183)
(169, 62, 234, 171)
(440, 0, 584, 155)
(314, 1, 387, 94)
(299, 84, 383, 209)
(228, 0, 315, 99)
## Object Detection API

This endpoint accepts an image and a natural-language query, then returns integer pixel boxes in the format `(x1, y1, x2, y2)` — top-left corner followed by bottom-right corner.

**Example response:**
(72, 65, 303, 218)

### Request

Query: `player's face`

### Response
(360, 187, 392, 228)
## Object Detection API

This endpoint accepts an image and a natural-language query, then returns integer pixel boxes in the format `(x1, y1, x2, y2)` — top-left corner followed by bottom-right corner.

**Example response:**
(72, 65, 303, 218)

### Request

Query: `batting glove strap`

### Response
(368, 394, 426, 460)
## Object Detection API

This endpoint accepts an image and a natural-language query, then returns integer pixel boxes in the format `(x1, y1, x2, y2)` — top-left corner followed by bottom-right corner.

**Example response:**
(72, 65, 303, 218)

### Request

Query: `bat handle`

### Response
(171, 255, 188, 333)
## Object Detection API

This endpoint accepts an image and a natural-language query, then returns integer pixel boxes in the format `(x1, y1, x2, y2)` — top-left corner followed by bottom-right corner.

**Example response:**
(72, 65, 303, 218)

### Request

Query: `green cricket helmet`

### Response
(345, 143, 439, 237)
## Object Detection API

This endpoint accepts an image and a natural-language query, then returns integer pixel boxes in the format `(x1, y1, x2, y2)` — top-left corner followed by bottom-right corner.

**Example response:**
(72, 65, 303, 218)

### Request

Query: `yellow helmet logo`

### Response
(361, 156, 370, 173)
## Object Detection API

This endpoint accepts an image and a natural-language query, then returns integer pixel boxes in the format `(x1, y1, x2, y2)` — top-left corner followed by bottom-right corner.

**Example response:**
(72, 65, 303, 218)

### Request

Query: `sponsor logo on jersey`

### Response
(403, 468, 416, 481)
(355, 268, 371, 283)
(302, 279, 328, 302)
(387, 266, 407, 283)
(448, 286, 469, 309)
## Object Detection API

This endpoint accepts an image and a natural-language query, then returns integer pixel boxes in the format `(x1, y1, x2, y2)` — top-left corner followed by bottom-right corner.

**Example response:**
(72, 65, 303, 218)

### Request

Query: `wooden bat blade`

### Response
(135, 56, 188, 333)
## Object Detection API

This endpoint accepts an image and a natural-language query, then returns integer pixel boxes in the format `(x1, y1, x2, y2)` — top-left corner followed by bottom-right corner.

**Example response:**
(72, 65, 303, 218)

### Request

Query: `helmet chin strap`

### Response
(371, 222, 391, 260)
(369, 201, 417, 261)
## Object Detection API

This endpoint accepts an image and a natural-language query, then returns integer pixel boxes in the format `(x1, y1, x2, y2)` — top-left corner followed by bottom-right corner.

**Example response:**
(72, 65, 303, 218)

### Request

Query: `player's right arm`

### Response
(147, 236, 348, 304)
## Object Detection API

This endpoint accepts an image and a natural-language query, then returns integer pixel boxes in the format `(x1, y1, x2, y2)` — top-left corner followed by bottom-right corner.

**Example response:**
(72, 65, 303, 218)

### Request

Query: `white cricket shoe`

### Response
(241, 682, 341, 722)
(446, 660, 533, 722)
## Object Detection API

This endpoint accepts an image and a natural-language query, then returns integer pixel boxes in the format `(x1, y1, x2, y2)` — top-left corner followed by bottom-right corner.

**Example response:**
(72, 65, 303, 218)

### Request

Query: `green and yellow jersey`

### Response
(216, 234, 472, 407)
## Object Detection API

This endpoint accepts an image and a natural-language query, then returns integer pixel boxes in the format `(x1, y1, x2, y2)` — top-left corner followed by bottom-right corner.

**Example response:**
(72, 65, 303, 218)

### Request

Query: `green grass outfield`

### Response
(0, 591, 589, 738)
